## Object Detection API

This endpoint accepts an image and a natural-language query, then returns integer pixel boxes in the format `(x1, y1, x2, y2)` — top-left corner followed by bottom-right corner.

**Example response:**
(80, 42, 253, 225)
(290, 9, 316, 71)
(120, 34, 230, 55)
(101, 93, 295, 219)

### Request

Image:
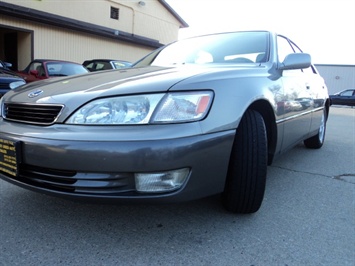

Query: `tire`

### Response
(222, 110, 268, 214)
(304, 108, 327, 149)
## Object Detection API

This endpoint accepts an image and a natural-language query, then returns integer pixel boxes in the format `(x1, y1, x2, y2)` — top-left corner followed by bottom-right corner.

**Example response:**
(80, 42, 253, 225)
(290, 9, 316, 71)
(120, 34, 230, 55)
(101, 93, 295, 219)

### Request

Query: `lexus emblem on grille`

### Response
(28, 89, 44, 98)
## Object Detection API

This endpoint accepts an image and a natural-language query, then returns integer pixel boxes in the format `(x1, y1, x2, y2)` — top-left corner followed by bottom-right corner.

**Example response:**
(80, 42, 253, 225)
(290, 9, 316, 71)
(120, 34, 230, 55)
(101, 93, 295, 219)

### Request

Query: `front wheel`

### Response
(304, 108, 327, 149)
(222, 110, 268, 214)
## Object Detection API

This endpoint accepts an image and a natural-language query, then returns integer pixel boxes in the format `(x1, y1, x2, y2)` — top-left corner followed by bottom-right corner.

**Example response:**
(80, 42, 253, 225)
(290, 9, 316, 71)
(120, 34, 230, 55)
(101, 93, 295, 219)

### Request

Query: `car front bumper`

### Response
(0, 128, 235, 203)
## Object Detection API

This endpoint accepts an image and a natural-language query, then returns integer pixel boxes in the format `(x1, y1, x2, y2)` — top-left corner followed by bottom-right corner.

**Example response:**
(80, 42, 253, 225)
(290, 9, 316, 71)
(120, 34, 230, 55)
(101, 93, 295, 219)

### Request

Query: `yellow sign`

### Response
(0, 138, 18, 177)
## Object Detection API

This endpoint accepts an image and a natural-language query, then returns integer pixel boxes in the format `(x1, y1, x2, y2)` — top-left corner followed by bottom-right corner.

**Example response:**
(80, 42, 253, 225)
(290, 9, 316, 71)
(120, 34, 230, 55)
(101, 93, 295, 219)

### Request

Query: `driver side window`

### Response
(29, 62, 42, 72)
(341, 90, 354, 96)
(277, 35, 303, 74)
(277, 36, 295, 63)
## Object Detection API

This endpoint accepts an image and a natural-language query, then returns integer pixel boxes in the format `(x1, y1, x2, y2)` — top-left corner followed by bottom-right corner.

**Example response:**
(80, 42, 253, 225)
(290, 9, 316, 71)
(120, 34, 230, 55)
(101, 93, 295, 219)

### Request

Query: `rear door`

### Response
(302, 64, 328, 133)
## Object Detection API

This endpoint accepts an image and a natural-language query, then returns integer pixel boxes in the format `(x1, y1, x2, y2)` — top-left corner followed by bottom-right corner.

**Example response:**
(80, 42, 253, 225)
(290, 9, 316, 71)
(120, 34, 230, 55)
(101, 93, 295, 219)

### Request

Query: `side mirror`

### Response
(279, 53, 311, 70)
(10, 80, 26, 89)
(30, 69, 39, 76)
(4, 62, 13, 68)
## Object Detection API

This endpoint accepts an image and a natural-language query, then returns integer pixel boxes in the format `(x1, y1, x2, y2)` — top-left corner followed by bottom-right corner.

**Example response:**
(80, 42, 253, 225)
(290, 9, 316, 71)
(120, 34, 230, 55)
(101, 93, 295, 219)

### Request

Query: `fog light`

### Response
(135, 168, 190, 193)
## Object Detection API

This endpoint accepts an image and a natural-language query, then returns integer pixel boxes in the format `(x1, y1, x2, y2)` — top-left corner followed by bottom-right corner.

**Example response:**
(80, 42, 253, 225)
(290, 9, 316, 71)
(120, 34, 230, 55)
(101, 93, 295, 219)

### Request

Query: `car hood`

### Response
(0, 72, 24, 81)
(3, 64, 264, 109)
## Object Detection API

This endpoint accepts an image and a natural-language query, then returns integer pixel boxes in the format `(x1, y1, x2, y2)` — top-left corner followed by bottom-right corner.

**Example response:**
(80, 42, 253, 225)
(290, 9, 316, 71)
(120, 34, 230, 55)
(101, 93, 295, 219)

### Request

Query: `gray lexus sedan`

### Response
(0, 31, 330, 213)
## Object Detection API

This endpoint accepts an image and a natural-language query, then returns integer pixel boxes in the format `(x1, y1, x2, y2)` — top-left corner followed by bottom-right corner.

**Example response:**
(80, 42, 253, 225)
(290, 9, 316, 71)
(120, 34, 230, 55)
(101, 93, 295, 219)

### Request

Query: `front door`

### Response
(277, 35, 314, 150)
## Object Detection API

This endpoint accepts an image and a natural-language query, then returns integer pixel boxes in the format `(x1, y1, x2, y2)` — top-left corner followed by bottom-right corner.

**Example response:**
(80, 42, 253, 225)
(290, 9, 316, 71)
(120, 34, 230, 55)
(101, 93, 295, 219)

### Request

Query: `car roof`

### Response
(333, 89, 355, 94)
(83, 59, 131, 63)
(32, 59, 82, 64)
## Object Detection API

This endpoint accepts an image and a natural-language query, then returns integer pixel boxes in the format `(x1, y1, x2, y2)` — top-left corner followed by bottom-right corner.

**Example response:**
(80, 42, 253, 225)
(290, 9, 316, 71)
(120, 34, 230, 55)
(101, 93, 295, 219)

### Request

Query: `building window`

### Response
(110, 7, 119, 20)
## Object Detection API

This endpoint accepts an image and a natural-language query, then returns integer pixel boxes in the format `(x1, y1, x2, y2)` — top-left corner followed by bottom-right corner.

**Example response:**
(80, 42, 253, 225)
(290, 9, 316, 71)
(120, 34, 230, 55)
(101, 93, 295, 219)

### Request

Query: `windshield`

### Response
(47, 63, 88, 76)
(134, 31, 270, 67)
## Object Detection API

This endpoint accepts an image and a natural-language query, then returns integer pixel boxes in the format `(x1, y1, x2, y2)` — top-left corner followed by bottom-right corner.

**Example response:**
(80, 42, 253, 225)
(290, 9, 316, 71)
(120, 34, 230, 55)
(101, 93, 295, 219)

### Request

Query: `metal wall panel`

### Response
(315, 64, 355, 95)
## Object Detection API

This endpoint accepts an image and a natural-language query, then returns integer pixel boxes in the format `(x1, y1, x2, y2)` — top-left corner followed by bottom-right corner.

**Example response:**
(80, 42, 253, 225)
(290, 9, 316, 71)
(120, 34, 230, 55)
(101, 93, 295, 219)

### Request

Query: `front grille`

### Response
(16, 164, 135, 195)
(3, 103, 63, 125)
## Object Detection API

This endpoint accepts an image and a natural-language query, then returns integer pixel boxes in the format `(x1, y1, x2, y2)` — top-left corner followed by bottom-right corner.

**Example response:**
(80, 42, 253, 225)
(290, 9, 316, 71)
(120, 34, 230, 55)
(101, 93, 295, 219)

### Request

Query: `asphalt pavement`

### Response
(0, 106, 354, 266)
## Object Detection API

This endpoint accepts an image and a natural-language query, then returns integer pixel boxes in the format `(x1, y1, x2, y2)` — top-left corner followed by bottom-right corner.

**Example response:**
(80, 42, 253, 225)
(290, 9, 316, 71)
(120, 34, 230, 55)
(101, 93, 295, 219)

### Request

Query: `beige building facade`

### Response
(0, 0, 187, 70)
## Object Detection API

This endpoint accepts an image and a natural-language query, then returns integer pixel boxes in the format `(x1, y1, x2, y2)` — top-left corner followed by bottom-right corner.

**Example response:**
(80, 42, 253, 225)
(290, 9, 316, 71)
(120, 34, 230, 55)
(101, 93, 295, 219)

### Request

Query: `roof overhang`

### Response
(158, 0, 189, 28)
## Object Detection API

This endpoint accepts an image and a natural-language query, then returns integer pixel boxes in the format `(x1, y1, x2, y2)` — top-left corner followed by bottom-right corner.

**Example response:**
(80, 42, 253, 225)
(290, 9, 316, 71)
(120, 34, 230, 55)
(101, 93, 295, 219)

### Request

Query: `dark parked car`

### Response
(0, 31, 330, 214)
(0, 68, 26, 98)
(17, 59, 89, 83)
(83, 59, 132, 72)
(329, 89, 355, 106)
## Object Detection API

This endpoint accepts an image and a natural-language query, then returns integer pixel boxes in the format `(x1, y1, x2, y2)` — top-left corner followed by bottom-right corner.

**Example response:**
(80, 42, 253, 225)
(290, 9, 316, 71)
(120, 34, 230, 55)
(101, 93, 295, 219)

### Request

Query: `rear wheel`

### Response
(222, 110, 268, 214)
(304, 108, 327, 149)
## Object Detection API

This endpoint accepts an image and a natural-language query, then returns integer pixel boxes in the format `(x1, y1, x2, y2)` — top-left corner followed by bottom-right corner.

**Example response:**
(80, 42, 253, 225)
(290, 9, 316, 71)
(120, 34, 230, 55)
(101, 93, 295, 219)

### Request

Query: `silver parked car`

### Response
(0, 31, 330, 214)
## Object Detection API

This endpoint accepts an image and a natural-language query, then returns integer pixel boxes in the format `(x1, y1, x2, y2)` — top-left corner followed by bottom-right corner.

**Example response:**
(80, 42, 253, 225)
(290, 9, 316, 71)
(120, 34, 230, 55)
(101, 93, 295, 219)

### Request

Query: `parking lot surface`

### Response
(0, 107, 354, 266)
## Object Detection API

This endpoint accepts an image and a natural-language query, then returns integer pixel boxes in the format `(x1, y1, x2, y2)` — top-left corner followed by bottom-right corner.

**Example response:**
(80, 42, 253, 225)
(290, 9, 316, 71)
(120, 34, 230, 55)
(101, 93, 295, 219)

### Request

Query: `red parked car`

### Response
(17, 59, 89, 83)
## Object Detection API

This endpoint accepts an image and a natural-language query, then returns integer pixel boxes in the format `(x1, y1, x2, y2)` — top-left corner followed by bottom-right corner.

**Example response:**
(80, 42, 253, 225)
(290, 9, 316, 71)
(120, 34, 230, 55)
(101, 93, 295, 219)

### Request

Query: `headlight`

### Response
(66, 91, 213, 125)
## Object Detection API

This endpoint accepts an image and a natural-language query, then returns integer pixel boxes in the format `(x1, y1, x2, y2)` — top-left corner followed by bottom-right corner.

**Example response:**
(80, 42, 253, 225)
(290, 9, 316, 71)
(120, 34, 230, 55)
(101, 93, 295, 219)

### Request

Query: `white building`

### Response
(315, 64, 355, 95)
